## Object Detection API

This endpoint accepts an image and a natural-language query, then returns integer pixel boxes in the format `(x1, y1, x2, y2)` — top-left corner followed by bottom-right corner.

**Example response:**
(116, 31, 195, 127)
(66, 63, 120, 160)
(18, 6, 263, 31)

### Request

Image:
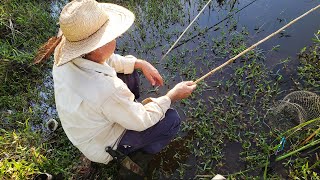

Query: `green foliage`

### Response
(0, 0, 56, 63)
(0, 0, 57, 110)
(0, 127, 80, 179)
(0, 61, 44, 109)
(103, 0, 183, 25)
(298, 30, 320, 91)
(288, 159, 320, 180)
(0, 0, 82, 179)
(0, 128, 45, 179)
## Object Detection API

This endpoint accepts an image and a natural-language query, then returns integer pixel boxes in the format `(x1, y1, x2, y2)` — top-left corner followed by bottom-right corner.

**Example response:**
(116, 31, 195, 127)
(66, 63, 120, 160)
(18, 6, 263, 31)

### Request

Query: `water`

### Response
(186, 0, 319, 57)
(237, 0, 319, 63)
(113, 0, 319, 110)
(50, 0, 68, 19)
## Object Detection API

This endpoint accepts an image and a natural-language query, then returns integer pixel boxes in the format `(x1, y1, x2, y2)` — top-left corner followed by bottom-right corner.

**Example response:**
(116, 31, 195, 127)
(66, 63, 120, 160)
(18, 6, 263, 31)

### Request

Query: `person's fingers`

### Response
(155, 80, 161, 86)
(148, 69, 163, 86)
(142, 63, 164, 86)
(181, 81, 196, 94)
(145, 73, 155, 86)
(185, 81, 195, 86)
(189, 84, 197, 90)
(150, 77, 156, 86)
(155, 74, 164, 86)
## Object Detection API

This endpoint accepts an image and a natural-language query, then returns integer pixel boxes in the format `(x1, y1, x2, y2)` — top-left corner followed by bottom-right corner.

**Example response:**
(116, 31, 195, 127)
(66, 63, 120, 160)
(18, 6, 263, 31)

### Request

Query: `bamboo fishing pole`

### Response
(194, 4, 320, 84)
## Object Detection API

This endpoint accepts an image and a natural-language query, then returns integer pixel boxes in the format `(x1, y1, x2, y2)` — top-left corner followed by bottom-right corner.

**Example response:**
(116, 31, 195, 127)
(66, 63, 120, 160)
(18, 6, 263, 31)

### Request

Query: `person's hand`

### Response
(166, 81, 197, 102)
(135, 59, 163, 86)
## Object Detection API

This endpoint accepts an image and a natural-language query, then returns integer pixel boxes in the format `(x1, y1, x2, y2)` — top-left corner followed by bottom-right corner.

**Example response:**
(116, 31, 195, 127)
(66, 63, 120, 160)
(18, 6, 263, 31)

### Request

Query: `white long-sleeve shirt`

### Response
(52, 54, 171, 164)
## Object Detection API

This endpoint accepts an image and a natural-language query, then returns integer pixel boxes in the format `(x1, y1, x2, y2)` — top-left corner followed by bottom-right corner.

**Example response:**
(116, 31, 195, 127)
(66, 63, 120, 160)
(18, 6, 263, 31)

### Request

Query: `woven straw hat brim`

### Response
(54, 3, 134, 66)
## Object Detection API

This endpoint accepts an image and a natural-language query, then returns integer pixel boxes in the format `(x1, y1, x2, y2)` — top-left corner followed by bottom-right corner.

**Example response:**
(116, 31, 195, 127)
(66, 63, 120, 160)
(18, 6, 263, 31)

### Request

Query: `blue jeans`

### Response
(116, 71, 181, 155)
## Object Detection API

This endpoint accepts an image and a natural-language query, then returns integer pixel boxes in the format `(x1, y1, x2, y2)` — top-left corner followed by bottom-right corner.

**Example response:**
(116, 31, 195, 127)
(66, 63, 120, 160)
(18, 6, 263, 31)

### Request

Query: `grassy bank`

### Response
(0, 0, 80, 179)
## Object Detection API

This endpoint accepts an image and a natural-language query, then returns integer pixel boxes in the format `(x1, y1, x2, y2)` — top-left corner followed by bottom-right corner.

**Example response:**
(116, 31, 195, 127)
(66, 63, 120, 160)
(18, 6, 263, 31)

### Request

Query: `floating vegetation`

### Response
(298, 30, 320, 91)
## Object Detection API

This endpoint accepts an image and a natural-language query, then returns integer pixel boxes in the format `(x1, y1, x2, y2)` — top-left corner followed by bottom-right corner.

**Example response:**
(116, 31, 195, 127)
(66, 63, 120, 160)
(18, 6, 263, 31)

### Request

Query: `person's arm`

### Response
(107, 53, 136, 74)
(101, 80, 196, 131)
(142, 81, 197, 104)
(107, 54, 164, 86)
(165, 81, 196, 102)
(134, 59, 163, 86)
(101, 82, 171, 131)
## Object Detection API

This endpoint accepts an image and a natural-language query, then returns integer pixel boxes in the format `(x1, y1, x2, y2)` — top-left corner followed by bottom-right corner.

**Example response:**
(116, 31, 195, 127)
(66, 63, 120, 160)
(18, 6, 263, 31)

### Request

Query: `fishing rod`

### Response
(161, 0, 213, 61)
(170, 0, 259, 51)
(194, 4, 320, 84)
(161, 0, 259, 60)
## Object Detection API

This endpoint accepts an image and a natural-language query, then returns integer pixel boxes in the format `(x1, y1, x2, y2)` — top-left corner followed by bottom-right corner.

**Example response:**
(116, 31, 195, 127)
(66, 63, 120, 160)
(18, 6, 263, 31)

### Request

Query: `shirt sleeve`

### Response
(101, 82, 171, 131)
(106, 53, 136, 74)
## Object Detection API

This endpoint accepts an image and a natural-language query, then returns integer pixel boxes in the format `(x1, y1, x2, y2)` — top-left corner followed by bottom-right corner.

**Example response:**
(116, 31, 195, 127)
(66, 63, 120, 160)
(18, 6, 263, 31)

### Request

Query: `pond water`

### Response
(113, 0, 319, 99)
(237, 0, 319, 64)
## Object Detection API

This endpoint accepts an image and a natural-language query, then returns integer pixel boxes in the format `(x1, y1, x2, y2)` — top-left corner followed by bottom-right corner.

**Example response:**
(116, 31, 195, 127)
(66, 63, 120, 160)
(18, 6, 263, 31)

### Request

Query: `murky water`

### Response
(113, 0, 319, 99)
(112, 0, 319, 128)
(238, 0, 319, 63)
(50, 0, 68, 19)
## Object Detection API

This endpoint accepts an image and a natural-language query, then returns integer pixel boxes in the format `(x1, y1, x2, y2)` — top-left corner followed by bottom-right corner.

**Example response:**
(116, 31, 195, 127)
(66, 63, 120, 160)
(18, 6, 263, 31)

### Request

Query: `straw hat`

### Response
(54, 0, 135, 66)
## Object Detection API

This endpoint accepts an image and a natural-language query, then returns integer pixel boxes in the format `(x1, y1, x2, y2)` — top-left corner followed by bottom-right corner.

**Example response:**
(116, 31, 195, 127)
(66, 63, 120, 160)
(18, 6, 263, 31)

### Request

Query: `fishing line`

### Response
(161, 0, 213, 61)
(171, 0, 259, 51)
(194, 4, 320, 84)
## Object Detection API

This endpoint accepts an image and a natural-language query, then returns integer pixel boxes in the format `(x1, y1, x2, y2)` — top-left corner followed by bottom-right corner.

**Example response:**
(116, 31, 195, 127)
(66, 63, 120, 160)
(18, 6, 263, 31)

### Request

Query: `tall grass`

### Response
(0, 1, 80, 179)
